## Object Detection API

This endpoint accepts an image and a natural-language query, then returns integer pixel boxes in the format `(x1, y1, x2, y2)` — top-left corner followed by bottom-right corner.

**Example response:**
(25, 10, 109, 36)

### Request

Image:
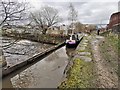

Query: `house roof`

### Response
(110, 12, 120, 19)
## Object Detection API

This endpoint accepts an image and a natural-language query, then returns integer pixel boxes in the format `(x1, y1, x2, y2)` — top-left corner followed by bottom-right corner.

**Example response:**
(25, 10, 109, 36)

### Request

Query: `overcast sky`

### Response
(26, 0, 119, 25)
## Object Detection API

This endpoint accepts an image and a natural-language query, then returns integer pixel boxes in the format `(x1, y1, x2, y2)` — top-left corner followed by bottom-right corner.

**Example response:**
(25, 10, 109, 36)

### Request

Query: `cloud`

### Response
(26, 0, 118, 24)
(78, 2, 118, 24)
(26, 0, 119, 2)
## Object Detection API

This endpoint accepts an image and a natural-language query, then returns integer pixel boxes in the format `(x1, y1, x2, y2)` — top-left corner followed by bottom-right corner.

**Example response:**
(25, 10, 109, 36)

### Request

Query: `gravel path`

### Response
(91, 35, 118, 88)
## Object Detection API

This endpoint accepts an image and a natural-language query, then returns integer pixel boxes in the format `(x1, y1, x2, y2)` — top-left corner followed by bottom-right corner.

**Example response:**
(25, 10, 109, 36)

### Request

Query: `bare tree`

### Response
(74, 22, 83, 33)
(68, 3, 78, 34)
(68, 3, 78, 22)
(30, 6, 61, 34)
(0, 0, 29, 67)
(0, 0, 29, 27)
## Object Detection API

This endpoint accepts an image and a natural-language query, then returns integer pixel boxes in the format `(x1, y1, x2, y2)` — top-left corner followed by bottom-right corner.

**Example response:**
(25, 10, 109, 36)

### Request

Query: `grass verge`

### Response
(58, 37, 95, 89)
(99, 32, 119, 74)
(58, 58, 94, 88)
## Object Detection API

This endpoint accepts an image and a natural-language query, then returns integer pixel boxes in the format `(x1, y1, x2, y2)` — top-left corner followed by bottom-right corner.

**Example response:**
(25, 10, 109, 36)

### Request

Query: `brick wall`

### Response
(108, 12, 120, 29)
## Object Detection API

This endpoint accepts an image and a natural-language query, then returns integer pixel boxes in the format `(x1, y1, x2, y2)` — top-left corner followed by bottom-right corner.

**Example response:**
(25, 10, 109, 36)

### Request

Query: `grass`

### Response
(78, 41, 91, 52)
(58, 58, 95, 89)
(99, 32, 119, 74)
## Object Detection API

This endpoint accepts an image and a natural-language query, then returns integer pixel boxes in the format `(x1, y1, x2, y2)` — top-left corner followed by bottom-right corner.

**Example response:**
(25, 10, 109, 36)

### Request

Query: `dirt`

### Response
(90, 35, 118, 88)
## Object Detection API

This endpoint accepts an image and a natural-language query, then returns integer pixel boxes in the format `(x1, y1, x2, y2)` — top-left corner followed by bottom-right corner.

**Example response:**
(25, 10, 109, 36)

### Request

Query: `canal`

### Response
(2, 37, 76, 88)
(1, 36, 53, 67)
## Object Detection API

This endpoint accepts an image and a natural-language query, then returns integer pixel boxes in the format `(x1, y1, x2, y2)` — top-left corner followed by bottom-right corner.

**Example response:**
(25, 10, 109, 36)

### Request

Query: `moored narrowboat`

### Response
(66, 34, 79, 48)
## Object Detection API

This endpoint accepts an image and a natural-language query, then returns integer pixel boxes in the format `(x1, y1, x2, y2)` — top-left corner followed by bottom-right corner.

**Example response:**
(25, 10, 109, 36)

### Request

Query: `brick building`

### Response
(107, 12, 120, 32)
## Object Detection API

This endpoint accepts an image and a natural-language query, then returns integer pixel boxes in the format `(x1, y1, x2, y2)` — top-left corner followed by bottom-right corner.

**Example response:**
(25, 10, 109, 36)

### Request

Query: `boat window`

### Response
(72, 35, 76, 40)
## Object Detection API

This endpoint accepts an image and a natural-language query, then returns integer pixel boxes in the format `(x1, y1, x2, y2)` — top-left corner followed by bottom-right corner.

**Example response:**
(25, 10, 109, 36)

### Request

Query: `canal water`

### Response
(2, 46, 74, 88)
(1, 36, 53, 67)
(2, 45, 76, 88)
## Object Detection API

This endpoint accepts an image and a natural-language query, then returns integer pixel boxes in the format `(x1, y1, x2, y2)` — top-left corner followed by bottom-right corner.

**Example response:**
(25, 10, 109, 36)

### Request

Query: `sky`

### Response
(17, 0, 120, 25)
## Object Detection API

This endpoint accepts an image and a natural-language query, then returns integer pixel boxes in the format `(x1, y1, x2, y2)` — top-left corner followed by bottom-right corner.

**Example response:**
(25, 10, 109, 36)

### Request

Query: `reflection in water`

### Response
(66, 47, 76, 58)
(2, 36, 53, 67)
(2, 46, 76, 88)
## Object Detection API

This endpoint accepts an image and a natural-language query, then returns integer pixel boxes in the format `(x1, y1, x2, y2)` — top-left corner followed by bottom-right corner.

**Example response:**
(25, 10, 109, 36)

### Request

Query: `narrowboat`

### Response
(66, 34, 79, 48)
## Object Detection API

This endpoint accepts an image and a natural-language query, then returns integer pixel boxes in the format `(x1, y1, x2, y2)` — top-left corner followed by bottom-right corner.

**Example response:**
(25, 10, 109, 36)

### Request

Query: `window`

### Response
(72, 35, 76, 40)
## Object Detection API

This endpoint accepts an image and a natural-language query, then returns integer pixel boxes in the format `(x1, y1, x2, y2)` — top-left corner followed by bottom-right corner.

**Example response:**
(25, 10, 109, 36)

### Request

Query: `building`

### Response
(60, 24, 69, 35)
(107, 12, 120, 33)
(47, 24, 70, 35)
